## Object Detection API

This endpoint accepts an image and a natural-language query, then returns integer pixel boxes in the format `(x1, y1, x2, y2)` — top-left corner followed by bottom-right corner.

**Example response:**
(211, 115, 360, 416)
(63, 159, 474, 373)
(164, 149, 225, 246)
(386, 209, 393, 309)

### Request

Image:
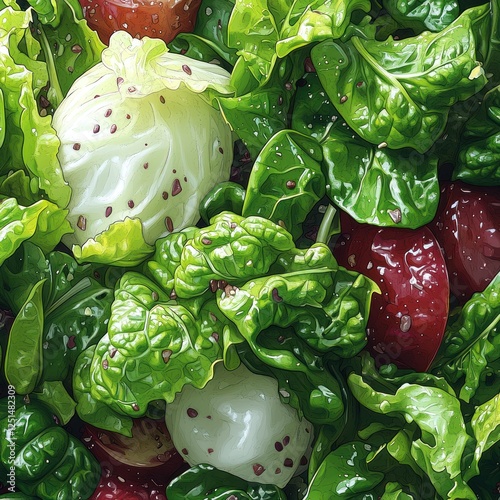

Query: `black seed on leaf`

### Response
(73, 143, 81, 150)
(66, 336, 76, 349)
(105, 109, 112, 117)
(283, 435, 290, 446)
(132, 403, 140, 411)
(128, 200, 135, 208)
(102, 359, 109, 369)
(210, 280, 218, 293)
(110, 124, 117, 134)
(93, 124, 100, 133)
(202, 238, 212, 245)
(165, 216, 174, 232)
(160, 95, 165, 103)
(275, 441, 283, 452)
(71, 44, 82, 53)
(284, 458, 293, 467)
(340, 95, 348, 104)
(182, 64, 192, 75)
(286, 180, 296, 189)
(105, 206, 112, 217)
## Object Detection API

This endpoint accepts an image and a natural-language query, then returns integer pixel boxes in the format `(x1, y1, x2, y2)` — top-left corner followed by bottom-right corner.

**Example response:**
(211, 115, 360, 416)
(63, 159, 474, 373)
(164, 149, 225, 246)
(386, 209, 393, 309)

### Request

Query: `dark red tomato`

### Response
(332, 213, 450, 372)
(84, 417, 187, 499)
(428, 181, 500, 303)
(79, 0, 202, 45)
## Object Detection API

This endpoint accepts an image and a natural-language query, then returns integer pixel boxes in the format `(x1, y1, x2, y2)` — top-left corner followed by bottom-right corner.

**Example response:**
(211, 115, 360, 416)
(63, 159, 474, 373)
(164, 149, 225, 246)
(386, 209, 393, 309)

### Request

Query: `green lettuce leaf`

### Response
(72, 218, 155, 267)
(455, 84, 500, 185)
(0, 7, 70, 207)
(382, 0, 459, 33)
(304, 442, 384, 498)
(86, 272, 232, 418)
(0, 198, 72, 267)
(311, 4, 490, 153)
(167, 463, 287, 499)
(431, 271, 500, 403)
(241, 129, 325, 238)
(347, 369, 477, 499)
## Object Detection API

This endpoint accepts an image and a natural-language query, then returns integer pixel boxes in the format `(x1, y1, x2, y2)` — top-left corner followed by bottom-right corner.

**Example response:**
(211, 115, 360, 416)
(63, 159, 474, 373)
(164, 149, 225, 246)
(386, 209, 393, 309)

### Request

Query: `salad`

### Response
(0, 0, 499, 498)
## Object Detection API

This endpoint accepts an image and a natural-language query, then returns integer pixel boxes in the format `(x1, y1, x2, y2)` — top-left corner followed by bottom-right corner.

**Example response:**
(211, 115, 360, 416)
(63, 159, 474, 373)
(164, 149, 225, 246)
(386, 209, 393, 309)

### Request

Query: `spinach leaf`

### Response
(431, 271, 500, 403)
(311, 4, 490, 153)
(241, 129, 326, 238)
(4, 279, 45, 394)
(304, 442, 384, 498)
(455, 84, 500, 185)
(167, 463, 287, 499)
(382, 0, 459, 33)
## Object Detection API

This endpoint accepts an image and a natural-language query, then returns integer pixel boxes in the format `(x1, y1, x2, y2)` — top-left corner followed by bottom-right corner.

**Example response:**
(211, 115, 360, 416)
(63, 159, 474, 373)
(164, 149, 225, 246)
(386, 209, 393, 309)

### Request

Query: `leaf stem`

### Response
(316, 204, 337, 244)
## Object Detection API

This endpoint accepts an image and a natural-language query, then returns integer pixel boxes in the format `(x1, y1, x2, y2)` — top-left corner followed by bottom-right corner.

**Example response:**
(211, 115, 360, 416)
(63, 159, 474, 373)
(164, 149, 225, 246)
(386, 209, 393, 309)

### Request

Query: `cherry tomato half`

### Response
(79, 0, 202, 45)
(333, 213, 450, 372)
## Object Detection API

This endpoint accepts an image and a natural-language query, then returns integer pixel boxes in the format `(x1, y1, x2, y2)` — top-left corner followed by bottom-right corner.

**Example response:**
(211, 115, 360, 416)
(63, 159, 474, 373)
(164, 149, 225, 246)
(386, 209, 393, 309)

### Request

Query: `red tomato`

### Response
(428, 181, 500, 303)
(83, 417, 187, 499)
(333, 213, 450, 372)
(79, 0, 202, 45)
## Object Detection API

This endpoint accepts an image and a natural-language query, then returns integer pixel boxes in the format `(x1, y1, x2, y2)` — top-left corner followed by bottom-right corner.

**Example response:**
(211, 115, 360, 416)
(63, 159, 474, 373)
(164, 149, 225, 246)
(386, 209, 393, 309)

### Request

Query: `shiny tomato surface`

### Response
(333, 213, 450, 372)
(79, 0, 202, 45)
(428, 181, 500, 303)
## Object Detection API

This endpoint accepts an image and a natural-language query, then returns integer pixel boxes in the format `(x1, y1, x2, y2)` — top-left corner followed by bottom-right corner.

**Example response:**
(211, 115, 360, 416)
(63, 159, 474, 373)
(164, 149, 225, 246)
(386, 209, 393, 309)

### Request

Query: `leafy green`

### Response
(0, 7, 70, 207)
(0, 242, 116, 383)
(347, 362, 478, 499)
(431, 271, 500, 403)
(292, 72, 440, 228)
(304, 442, 384, 498)
(382, 0, 460, 33)
(167, 463, 287, 499)
(86, 272, 228, 417)
(455, 84, 500, 185)
(241, 130, 325, 238)
(311, 4, 490, 153)
(4, 279, 45, 394)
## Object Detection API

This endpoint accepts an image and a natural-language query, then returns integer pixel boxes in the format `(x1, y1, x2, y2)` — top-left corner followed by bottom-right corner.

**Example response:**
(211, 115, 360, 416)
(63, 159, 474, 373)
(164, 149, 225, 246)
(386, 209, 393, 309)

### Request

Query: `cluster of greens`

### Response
(0, 0, 499, 498)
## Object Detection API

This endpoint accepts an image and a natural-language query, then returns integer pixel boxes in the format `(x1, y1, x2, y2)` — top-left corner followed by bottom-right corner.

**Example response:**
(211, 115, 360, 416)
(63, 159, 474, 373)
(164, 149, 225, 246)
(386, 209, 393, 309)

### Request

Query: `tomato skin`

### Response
(83, 418, 187, 499)
(79, 0, 202, 45)
(333, 214, 449, 372)
(428, 181, 500, 304)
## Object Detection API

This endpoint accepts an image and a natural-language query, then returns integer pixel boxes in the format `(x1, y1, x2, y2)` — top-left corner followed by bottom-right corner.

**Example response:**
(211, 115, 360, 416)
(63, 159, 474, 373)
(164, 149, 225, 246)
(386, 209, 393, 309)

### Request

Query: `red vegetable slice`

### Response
(428, 181, 500, 303)
(79, 0, 202, 45)
(83, 417, 187, 499)
(333, 213, 450, 372)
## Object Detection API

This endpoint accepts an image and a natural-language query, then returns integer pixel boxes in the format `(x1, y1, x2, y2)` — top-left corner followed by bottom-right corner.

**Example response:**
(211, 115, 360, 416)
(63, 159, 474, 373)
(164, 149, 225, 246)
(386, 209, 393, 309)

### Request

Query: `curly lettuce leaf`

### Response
(218, 242, 379, 357)
(311, 4, 490, 153)
(170, 212, 295, 297)
(431, 271, 500, 403)
(86, 272, 234, 418)
(0, 7, 70, 207)
(73, 345, 134, 436)
(72, 218, 155, 267)
(0, 198, 72, 267)
(347, 370, 477, 499)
